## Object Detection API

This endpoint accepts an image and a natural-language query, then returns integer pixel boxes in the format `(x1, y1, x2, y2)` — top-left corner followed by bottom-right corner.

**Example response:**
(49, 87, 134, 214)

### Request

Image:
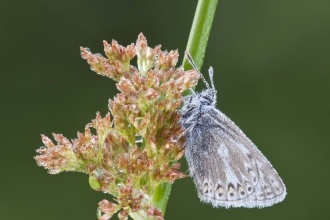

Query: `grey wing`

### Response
(185, 108, 286, 208)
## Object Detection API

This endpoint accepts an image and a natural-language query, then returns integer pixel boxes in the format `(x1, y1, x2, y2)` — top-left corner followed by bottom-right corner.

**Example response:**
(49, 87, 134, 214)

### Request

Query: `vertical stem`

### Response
(182, 0, 218, 71)
(151, 0, 218, 217)
(151, 182, 172, 215)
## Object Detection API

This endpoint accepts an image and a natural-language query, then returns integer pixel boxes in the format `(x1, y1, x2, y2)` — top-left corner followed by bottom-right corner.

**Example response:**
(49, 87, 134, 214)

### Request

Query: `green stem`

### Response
(182, 0, 218, 71)
(151, 182, 172, 215)
(151, 0, 218, 217)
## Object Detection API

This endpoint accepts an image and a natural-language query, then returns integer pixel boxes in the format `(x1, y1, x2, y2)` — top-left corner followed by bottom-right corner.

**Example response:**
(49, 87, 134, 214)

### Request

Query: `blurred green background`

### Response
(1, 0, 329, 219)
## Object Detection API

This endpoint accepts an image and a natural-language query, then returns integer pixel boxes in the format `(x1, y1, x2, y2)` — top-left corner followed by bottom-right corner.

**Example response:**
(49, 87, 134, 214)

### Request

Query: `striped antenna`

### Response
(185, 52, 210, 89)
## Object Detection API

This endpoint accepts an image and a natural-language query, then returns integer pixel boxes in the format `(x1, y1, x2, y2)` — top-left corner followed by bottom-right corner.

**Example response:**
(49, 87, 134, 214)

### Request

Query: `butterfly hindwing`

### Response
(185, 108, 286, 208)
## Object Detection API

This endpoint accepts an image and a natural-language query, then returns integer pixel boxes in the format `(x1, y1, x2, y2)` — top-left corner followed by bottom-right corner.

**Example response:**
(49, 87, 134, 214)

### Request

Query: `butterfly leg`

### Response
(168, 123, 197, 143)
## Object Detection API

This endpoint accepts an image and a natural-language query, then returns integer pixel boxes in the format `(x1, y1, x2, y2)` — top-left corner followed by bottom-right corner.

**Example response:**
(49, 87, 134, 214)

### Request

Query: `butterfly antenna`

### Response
(185, 52, 210, 89)
(208, 66, 215, 89)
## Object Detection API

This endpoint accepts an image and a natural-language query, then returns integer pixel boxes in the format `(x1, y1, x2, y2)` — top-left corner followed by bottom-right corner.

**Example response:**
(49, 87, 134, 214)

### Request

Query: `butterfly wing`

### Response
(185, 108, 286, 208)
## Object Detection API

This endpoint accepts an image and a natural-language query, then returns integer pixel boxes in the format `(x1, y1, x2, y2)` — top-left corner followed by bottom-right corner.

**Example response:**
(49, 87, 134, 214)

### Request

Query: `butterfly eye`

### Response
(202, 95, 213, 103)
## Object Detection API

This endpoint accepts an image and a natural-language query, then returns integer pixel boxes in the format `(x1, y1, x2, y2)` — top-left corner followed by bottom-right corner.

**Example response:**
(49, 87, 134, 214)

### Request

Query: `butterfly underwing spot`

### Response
(215, 184, 224, 198)
(203, 182, 209, 194)
(227, 183, 239, 200)
(257, 192, 266, 200)
(248, 167, 258, 184)
(227, 183, 235, 195)
(270, 177, 284, 195)
(237, 184, 246, 198)
(263, 186, 276, 199)
(245, 181, 254, 192)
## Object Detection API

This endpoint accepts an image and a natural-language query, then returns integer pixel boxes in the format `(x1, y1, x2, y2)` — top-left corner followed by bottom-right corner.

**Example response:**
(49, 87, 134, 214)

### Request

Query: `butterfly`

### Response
(180, 52, 286, 208)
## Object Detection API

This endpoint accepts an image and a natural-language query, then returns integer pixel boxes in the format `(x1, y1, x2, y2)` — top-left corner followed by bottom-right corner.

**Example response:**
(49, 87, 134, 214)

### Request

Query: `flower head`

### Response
(35, 33, 199, 219)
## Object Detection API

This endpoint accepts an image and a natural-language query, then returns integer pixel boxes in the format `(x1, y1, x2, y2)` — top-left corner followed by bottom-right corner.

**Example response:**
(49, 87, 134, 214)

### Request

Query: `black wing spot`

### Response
(203, 183, 209, 194)
(227, 183, 235, 190)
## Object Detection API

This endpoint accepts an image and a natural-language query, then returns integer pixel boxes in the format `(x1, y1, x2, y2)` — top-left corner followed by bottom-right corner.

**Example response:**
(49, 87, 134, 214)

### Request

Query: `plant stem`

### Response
(151, 182, 172, 214)
(182, 0, 218, 71)
(151, 0, 218, 217)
